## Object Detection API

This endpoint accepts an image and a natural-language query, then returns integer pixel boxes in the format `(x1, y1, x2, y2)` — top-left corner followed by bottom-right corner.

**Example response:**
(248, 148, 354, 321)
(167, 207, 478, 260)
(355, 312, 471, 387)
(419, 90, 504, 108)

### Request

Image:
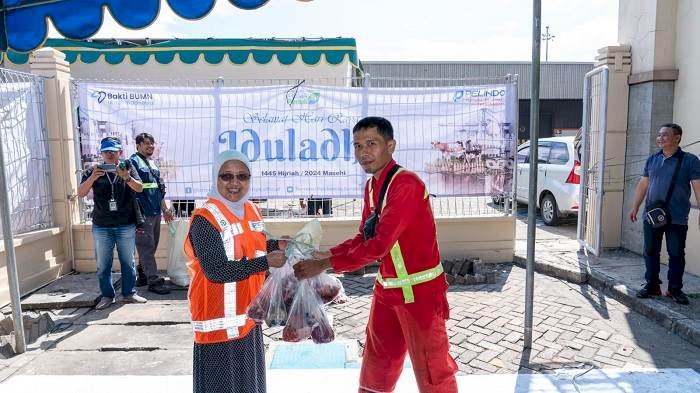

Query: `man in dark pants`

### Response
(130, 133, 174, 294)
(629, 123, 700, 304)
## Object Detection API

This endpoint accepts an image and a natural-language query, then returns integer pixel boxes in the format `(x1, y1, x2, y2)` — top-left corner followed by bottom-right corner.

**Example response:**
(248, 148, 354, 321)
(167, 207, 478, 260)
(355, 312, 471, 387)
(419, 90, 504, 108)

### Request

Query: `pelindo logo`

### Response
(453, 88, 506, 102)
(287, 91, 321, 105)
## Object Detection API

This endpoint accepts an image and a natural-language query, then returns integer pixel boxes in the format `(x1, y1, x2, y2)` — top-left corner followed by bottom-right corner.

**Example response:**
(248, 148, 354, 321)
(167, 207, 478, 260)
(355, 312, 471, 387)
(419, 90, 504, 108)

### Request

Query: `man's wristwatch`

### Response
(124, 176, 132, 183)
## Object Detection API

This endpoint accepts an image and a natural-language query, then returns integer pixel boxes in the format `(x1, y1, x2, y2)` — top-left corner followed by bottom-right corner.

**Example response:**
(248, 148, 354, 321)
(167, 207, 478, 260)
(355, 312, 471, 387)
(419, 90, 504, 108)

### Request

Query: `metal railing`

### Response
(577, 67, 609, 256)
(0, 68, 54, 236)
(71, 75, 518, 222)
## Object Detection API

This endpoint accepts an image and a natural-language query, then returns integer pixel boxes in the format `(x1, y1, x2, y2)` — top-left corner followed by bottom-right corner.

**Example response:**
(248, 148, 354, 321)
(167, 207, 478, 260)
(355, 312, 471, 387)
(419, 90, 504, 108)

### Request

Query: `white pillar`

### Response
(29, 48, 80, 267)
(594, 46, 632, 249)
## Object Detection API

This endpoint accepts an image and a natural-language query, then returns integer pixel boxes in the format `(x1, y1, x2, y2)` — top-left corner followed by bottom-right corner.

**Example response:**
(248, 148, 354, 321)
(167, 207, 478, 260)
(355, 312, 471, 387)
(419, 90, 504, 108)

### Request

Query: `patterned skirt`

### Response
(193, 325, 266, 393)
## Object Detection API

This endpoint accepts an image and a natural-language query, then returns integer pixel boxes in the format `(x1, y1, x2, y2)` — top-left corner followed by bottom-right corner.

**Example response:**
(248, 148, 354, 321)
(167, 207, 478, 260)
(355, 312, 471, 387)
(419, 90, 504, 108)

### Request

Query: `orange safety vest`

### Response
(184, 198, 267, 344)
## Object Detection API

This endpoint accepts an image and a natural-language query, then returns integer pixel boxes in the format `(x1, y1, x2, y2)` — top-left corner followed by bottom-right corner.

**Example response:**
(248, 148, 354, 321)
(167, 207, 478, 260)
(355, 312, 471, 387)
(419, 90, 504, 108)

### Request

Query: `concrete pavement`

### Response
(2, 368, 700, 393)
(513, 219, 700, 347)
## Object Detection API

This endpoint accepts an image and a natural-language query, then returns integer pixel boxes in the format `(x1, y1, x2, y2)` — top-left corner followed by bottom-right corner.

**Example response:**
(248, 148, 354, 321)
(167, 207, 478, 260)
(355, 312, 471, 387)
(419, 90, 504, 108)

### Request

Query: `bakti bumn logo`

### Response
(91, 90, 107, 103)
(90, 90, 154, 104)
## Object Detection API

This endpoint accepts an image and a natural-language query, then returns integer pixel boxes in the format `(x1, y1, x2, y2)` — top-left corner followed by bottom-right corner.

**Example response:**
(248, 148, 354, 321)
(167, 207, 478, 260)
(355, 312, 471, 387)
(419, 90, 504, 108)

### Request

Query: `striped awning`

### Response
(0, 0, 310, 52)
(2, 37, 358, 66)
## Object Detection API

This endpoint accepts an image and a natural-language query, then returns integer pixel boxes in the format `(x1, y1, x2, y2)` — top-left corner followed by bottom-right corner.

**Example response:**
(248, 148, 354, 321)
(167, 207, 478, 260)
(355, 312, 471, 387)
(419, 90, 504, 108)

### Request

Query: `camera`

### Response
(97, 163, 117, 172)
(118, 160, 131, 170)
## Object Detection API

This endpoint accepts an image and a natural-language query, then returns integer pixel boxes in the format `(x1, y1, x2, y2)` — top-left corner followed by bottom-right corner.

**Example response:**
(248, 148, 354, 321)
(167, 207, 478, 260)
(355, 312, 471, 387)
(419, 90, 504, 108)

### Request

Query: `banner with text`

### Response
(77, 83, 516, 199)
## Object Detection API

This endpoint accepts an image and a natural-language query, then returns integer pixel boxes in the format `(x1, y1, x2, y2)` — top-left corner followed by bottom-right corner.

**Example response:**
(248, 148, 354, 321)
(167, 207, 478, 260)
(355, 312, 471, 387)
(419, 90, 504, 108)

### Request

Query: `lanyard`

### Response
(105, 172, 117, 200)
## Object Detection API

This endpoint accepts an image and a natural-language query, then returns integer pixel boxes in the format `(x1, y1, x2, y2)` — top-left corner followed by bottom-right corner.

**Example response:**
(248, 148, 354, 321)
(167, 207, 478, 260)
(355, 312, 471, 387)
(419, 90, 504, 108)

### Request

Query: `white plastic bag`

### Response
(167, 219, 191, 287)
(284, 219, 323, 265)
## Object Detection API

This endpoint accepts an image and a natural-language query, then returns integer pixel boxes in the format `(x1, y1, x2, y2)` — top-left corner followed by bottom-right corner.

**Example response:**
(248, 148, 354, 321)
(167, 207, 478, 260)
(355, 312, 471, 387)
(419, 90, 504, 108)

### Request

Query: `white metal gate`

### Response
(0, 67, 54, 236)
(577, 67, 609, 255)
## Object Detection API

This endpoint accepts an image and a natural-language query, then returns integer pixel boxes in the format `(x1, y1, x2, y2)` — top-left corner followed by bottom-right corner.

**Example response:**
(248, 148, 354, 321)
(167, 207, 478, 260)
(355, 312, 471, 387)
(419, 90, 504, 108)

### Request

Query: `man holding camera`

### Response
(78, 137, 147, 310)
(294, 117, 457, 393)
(629, 123, 700, 305)
(130, 133, 173, 295)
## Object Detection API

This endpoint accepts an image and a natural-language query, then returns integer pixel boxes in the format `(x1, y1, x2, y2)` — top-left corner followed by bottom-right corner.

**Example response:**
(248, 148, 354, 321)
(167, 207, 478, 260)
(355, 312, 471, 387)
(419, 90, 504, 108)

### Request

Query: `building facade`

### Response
(362, 61, 594, 142)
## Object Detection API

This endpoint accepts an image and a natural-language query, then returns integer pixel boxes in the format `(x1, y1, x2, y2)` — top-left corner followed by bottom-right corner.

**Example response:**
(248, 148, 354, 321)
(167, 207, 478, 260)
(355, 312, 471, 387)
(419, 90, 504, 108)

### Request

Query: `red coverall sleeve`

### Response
(330, 174, 421, 272)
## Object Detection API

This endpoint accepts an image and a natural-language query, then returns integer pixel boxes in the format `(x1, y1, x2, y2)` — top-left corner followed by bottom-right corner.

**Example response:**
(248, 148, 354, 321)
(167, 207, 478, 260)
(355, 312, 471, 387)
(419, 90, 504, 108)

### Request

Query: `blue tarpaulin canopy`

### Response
(0, 0, 281, 52)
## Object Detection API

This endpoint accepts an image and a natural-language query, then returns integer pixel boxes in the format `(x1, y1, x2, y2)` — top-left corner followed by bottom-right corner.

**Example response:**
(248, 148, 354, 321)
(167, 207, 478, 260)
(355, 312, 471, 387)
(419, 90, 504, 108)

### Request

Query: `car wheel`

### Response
(540, 193, 560, 226)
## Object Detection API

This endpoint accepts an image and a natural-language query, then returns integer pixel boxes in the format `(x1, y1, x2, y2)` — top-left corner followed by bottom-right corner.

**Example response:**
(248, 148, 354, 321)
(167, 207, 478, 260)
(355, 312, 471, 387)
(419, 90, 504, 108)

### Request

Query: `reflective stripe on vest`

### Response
(376, 261, 444, 303)
(191, 315, 247, 333)
(134, 154, 159, 171)
(134, 155, 160, 190)
(246, 201, 266, 232)
(196, 202, 246, 339)
(369, 168, 441, 304)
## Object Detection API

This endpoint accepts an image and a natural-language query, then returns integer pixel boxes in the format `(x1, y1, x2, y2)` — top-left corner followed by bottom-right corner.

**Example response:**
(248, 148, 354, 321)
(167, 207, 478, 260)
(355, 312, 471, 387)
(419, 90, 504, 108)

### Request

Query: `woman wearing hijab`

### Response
(184, 150, 287, 393)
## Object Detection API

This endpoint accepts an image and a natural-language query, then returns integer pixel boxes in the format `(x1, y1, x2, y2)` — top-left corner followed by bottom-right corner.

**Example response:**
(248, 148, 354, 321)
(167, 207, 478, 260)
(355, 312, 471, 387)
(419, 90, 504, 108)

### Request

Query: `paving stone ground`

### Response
(263, 266, 700, 374)
(2, 217, 699, 384)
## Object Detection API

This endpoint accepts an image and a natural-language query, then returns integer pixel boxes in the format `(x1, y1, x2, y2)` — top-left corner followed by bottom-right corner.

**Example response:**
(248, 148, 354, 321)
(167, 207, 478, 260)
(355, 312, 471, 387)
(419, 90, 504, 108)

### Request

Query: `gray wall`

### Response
(362, 62, 594, 100)
(621, 81, 676, 253)
(518, 99, 584, 140)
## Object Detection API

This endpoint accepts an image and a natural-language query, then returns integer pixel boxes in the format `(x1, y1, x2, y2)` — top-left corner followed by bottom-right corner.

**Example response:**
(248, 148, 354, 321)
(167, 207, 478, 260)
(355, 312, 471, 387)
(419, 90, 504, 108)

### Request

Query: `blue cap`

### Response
(100, 138, 122, 152)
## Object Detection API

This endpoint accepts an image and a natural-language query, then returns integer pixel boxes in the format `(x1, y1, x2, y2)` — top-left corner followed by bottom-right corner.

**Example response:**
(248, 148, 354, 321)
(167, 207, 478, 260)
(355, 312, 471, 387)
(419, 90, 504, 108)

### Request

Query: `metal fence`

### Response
(71, 75, 517, 222)
(0, 68, 53, 236)
(577, 67, 608, 256)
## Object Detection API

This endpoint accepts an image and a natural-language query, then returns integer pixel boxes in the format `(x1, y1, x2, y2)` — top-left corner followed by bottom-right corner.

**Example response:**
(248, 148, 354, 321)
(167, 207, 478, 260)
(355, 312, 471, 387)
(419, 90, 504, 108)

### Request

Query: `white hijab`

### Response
(207, 150, 251, 218)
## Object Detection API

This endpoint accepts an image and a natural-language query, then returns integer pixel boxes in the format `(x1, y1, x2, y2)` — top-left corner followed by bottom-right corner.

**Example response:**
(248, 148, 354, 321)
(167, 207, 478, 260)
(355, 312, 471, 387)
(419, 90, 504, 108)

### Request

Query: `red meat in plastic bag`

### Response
(247, 299, 267, 322)
(247, 263, 296, 327)
(310, 274, 345, 304)
(311, 319, 335, 344)
(283, 278, 335, 343)
(282, 312, 312, 342)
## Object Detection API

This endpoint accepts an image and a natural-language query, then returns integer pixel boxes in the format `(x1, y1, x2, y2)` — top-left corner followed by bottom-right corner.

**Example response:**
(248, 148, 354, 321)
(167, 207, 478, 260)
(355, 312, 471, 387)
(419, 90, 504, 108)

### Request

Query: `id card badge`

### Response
(109, 199, 118, 212)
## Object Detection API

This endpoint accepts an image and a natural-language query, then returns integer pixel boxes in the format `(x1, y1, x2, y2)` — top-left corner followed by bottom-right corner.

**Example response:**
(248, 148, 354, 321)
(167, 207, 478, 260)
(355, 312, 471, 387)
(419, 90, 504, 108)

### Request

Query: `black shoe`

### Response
(666, 289, 690, 305)
(148, 279, 171, 295)
(136, 265, 148, 287)
(636, 284, 661, 298)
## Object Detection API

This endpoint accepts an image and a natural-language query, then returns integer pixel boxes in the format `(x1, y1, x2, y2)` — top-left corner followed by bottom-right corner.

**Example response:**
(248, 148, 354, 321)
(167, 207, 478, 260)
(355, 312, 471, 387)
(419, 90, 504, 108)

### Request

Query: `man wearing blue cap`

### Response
(78, 137, 148, 310)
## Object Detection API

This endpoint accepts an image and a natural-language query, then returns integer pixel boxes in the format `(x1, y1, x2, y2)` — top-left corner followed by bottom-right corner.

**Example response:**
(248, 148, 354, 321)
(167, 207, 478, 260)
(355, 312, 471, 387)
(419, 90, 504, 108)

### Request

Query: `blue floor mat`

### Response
(270, 342, 347, 369)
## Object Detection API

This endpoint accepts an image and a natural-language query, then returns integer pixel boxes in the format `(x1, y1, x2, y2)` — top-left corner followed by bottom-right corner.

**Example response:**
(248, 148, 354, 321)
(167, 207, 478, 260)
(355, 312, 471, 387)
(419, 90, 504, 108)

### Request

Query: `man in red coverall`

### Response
(294, 116, 458, 393)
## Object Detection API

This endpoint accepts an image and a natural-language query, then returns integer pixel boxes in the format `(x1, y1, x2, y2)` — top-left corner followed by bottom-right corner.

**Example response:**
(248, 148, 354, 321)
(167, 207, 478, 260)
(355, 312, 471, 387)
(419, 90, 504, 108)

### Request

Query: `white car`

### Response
(514, 136, 580, 226)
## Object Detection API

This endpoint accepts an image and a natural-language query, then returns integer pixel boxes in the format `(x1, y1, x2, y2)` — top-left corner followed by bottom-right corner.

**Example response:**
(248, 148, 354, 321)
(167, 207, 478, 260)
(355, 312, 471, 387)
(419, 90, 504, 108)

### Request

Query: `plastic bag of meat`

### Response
(310, 273, 346, 304)
(284, 220, 347, 304)
(282, 278, 335, 344)
(248, 219, 320, 328)
(247, 262, 298, 327)
(281, 219, 336, 343)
